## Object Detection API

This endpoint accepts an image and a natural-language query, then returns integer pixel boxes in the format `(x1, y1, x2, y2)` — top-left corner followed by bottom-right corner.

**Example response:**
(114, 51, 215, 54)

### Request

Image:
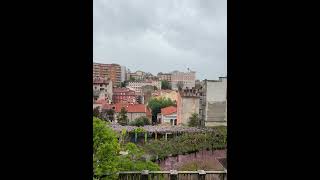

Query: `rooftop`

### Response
(103, 103, 150, 114)
(161, 106, 177, 115)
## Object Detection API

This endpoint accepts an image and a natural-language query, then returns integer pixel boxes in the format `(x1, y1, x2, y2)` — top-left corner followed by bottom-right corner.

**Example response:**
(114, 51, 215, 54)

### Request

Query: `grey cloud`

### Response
(94, 0, 227, 80)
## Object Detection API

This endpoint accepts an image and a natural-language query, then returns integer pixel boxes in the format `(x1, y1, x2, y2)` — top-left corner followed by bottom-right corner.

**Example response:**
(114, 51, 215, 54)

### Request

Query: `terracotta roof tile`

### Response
(161, 106, 177, 115)
(95, 99, 107, 104)
(103, 103, 148, 113)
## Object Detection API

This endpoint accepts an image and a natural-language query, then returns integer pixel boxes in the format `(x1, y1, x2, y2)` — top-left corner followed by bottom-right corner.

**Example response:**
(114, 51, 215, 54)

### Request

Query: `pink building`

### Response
(112, 87, 137, 104)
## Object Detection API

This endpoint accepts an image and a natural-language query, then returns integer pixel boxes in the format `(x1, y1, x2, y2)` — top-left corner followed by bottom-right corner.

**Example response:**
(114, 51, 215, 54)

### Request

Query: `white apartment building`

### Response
(127, 80, 161, 95)
(171, 70, 196, 90)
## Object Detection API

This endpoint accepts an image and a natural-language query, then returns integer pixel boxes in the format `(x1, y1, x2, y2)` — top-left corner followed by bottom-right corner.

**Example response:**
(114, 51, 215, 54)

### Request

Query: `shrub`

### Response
(129, 116, 151, 126)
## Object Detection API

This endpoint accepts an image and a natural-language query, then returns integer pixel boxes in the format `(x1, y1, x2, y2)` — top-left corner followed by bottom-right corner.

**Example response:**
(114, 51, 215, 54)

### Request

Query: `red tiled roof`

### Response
(161, 106, 177, 115)
(95, 99, 107, 104)
(103, 103, 148, 113)
(113, 88, 132, 93)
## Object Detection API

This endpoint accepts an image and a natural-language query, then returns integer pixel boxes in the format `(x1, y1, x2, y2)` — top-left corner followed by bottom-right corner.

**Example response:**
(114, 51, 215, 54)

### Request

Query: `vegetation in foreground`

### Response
(177, 160, 222, 171)
(129, 116, 151, 126)
(142, 127, 227, 161)
(93, 117, 159, 180)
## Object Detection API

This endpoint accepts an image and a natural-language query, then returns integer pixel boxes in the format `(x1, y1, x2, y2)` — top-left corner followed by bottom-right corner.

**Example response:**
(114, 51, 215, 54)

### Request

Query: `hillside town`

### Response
(93, 62, 227, 127)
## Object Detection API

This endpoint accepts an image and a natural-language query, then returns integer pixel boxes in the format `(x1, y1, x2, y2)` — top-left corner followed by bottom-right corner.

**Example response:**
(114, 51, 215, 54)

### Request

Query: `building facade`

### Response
(200, 77, 227, 127)
(93, 62, 122, 87)
(141, 85, 156, 104)
(157, 106, 177, 126)
(171, 71, 196, 90)
(152, 90, 178, 103)
(106, 103, 152, 123)
(127, 70, 145, 81)
(112, 87, 137, 104)
(121, 66, 126, 82)
(127, 80, 161, 95)
(176, 88, 200, 125)
(157, 72, 172, 82)
(93, 77, 113, 103)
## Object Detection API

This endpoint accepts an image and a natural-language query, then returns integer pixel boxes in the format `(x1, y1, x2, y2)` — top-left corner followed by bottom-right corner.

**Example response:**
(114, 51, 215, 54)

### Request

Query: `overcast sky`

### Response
(94, 0, 227, 80)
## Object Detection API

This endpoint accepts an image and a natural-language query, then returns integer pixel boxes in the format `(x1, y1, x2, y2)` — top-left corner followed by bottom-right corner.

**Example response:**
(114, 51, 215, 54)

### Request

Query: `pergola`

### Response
(110, 124, 215, 142)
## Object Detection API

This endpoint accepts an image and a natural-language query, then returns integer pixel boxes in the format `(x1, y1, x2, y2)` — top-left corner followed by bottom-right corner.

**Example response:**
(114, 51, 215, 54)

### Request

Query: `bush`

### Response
(93, 117, 160, 180)
(142, 127, 227, 161)
(129, 116, 151, 126)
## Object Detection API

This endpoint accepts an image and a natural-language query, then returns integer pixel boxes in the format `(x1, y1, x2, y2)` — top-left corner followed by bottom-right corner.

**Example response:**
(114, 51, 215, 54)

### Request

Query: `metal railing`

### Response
(118, 170, 227, 180)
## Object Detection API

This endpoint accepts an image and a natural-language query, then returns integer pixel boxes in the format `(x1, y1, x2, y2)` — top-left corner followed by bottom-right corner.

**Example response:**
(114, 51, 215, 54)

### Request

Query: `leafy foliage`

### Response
(129, 76, 136, 81)
(143, 127, 227, 161)
(161, 80, 171, 90)
(93, 107, 100, 118)
(116, 107, 128, 125)
(93, 117, 160, 180)
(129, 116, 151, 126)
(93, 117, 119, 179)
(147, 97, 175, 122)
(188, 113, 200, 127)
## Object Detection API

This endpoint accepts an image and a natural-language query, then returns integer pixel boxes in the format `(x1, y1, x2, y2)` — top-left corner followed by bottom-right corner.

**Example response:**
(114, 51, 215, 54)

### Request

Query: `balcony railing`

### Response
(118, 170, 227, 180)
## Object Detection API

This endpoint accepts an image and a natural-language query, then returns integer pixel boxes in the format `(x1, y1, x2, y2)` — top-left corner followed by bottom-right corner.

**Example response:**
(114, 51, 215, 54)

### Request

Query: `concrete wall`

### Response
(181, 97, 200, 125)
(203, 78, 227, 127)
(205, 102, 226, 122)
(161, 113, 177, 125)
(206, 78, 227, 102)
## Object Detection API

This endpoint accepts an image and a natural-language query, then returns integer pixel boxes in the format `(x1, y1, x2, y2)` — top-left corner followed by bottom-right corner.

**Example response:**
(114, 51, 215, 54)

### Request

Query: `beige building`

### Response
(152, 90, 178, 102)
(157, 72, 172, 82)
(127, 70, 146, 81)
(127, 80, 161, 95)
(93, 77, 113, 103)
(93, 62, 122, 87)
(176, 88, 200, 125)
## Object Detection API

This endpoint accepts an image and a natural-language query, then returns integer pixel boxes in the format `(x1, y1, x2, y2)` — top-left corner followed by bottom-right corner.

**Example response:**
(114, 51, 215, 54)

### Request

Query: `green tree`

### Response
(93, 117, 120, 179)
(188, 113, 200, 127)
(129, 116, 151, 126)
(93, 117, 160, 180)
(93, 107, 100, 118)
(117, 107, 128, 125)
(161, 80, 171, 90)
(106, 109, 115, 122)
(148, 97, 175, 122)
(129, 76, 136, 82)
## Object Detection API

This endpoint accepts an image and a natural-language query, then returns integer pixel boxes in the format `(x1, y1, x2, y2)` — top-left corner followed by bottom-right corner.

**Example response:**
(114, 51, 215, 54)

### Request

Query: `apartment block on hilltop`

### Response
(126, 70, 145, 81)
(171, 70, 196, 90)
(157, 72, 172, 83)
(127, 80, 161, 95)
(93, 62, 122, 87)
